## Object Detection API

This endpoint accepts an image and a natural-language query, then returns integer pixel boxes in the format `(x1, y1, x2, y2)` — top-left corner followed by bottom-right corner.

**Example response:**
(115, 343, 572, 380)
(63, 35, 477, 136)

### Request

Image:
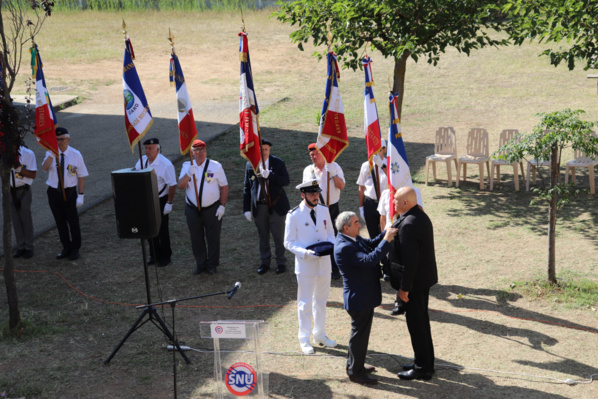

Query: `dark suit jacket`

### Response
(390, 205, 438, 292)
(334, 232, 390, 311)
(243, 155, 290, 217)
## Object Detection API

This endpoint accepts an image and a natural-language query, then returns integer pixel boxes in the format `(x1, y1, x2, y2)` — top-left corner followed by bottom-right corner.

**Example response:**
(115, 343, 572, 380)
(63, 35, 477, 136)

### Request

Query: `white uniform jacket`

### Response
(284, 202, 335, 277)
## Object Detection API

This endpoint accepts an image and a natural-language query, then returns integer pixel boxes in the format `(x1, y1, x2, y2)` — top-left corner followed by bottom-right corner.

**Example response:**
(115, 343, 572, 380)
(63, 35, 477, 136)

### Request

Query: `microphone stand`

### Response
(141, 284, 240, 399)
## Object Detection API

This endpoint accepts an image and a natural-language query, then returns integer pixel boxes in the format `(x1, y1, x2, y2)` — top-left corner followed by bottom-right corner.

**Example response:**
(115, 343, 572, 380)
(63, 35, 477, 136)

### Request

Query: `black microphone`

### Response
(228, 282, 241, 300)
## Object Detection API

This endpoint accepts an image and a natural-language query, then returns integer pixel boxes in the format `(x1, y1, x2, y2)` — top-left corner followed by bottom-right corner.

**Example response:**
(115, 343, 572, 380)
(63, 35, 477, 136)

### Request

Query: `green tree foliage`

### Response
(505, 0, 598, 70)
(496, 109, 598, 284)
(275, 0, 509, 119)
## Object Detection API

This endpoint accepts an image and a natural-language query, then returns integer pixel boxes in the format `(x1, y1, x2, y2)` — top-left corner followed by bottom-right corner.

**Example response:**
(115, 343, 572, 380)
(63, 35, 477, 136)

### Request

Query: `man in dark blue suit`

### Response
(391, 186, 438, 381)
(243, 138, 290, 274)
(334, 211, 398, 385)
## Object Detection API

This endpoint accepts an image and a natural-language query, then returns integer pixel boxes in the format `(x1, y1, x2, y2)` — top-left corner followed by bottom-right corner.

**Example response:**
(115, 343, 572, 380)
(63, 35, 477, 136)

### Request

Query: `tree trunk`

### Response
(2, 166, 22, 332)
(392, 51, 410, 121)
(547, 144, 558, 284)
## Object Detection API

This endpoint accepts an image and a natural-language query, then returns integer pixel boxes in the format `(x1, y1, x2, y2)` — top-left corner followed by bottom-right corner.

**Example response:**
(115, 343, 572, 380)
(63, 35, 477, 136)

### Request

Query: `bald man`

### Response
(390, 187, 438, 381)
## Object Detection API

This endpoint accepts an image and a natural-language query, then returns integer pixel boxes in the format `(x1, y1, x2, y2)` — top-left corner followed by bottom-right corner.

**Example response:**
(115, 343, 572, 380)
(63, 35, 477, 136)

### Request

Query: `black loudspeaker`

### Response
(111, 168, 161, 239)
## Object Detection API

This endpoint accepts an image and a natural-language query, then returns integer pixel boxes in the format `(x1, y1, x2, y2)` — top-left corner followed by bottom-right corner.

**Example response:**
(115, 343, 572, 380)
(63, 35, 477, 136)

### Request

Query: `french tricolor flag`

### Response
(316, 51, 348, 163)
(170, 52, 197, 155)
(31, 43, 58, 156)
(239, 31, 261, 173)
(387, 92, 413, 221)
(362, 56, 382, 170)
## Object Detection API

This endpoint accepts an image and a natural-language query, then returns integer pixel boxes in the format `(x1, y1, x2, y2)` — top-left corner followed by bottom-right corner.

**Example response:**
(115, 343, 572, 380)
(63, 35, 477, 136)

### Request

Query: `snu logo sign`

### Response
(225, 362, 257, 396)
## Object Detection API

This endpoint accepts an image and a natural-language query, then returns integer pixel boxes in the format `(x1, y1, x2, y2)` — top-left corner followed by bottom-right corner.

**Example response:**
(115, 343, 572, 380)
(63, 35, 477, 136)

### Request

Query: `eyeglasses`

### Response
(192, 148, 206, 152)
(57, 138, 68, 142)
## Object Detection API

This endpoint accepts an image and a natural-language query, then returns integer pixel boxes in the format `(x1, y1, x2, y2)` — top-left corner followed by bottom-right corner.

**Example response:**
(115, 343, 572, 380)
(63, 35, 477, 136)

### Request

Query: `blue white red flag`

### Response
(170, 52, 197, 155)
(316, 51, 348, 163)
(30, 43, 58, 156)
(239, 32, 261, 173)
(387, 92, 413, 221)
(362, 56, 382, 170)
(123, 40, 153, 153)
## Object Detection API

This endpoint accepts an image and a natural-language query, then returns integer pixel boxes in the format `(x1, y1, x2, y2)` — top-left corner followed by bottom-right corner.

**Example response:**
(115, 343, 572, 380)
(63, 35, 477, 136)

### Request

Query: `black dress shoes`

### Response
(193, 267, 205, 275)
(207, 267, 215, 275)
(69, 250, 80, 261)
(398, 368, 433, 381)
(147, 257, 156, 265)
(349, 374, 378, 385)
(23, 250, 34, 259)
(331, 271, 341, 280)
(257, 265, 270, 275)
(157, 258, 171, 267)
(275, 265, 286, 274)
(346, 365, 376, 374)
(56, 249, 71, 259)
(12, 249, 25, 258)
(391, 300, 406, 316)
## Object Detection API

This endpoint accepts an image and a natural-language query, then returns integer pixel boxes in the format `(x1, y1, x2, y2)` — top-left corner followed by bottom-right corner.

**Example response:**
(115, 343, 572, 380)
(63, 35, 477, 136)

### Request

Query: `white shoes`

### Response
(314, 336, 337, 348)
(300, 340, 314, 355)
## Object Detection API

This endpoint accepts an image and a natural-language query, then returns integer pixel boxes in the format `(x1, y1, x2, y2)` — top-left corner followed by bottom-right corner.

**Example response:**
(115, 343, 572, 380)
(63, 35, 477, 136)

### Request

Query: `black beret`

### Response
(55, 127, 69, 136)
(261, 138, 273, 147)
(143, 138, 159, 145)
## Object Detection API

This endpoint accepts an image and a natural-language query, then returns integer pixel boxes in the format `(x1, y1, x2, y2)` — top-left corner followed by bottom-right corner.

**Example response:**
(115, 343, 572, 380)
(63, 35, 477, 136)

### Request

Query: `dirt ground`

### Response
(1, 10, 598, 399)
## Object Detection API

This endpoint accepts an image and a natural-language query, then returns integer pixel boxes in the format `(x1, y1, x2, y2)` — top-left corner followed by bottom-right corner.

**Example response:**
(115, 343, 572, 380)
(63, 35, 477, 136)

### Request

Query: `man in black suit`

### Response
(334, 211, 398, 385)
(390, 186, 438, 381)
(243, 138, 290, 274)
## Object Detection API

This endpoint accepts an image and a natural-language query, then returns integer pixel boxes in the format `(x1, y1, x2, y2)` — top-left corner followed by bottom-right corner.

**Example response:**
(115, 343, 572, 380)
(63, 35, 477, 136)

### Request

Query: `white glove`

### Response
(259, 165, 270, 179)
(76, 194, 84, 208)
(373, 155, 384, 168)
(359, 206, 365, 221)
(325, 163, 334, 173)
(305, 249, 317, 258)
(15, 165, 22, 173)
(244, 211, 252, 222)
(163, 202, 173, 215)
(187, 165, 196, 177)
(215, 205, 225, 220)
(46, 151, 55, 161)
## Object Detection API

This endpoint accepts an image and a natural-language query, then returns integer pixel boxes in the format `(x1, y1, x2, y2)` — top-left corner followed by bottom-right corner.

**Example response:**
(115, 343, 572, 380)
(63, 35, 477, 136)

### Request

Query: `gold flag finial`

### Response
(240, 6, 246, 33)
(326, 20, 332, 50)
(168, 28, 175, 51)
(122, 19, 127, 38)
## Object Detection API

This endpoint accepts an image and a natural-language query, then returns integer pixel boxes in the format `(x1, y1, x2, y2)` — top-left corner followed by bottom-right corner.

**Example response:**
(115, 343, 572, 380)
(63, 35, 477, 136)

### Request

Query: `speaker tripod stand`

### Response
(104, 238, 191, 365)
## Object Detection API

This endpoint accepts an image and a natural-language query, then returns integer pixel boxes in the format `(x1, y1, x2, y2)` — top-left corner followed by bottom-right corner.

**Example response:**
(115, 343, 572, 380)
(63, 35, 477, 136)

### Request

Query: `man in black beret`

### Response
(42, 127, 89, 261)
(134, 138, 177, 267)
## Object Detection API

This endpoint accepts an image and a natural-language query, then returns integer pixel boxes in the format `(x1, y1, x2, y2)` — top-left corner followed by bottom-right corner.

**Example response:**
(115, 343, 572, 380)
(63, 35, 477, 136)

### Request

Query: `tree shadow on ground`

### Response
(430, 182, 598, 248)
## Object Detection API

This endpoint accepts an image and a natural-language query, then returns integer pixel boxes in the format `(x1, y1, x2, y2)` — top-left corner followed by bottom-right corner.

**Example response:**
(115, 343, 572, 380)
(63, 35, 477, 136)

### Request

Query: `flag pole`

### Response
(243, 18, 271, 211)
(325, 29, 334, 207)
(123, 20, 144, 169)
(169, 29, 200, 211)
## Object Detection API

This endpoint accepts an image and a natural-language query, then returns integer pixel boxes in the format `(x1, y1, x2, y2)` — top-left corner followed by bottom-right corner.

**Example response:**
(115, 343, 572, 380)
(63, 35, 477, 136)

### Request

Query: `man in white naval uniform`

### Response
(284, 178, 337, 354)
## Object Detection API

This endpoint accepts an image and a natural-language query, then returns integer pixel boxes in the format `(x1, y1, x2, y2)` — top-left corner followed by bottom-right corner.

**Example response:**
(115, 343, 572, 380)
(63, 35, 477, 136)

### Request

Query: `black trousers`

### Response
(149, 195, 172, 262)
(363, 197, 381, 239)
(346, 308, 374, 377)
(405, 287, 435, 372)
(47, 186, 81, 252)
(185, 202, 221, 270)
(328, 202, 340, 275)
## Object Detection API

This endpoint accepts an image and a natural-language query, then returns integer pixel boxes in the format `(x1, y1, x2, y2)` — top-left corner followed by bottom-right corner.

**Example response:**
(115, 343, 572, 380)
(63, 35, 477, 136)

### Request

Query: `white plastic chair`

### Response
(490, 129, 525, 191)
(425, 127, 459, 187)
(457, 128, 490, 190)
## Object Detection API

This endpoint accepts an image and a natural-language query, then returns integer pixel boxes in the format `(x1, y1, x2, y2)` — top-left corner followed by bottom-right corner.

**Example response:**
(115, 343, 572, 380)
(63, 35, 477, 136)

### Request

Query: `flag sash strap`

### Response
(316, 51, 348, 164)
(123, 46, 153, 153)
(31, 44, 59, 156)
(238, 31, 262, 174)
(169, 52, 197, 156)
(387, 92, 413, 220)
(362, 56, 382, 170)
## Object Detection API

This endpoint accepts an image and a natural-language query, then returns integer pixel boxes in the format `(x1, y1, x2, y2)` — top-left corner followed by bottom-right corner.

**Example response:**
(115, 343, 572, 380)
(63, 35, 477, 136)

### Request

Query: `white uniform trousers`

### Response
(296, 273, 331, 341)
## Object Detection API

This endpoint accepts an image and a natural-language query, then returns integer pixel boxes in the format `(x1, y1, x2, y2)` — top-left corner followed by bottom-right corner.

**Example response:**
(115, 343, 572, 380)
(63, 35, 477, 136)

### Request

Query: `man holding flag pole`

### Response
(357, 56, 388, 240)
(239, 26, 290, 275)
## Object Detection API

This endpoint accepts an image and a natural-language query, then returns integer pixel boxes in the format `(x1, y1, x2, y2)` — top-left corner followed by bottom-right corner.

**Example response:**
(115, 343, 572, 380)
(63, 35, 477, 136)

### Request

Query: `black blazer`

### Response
(243, 155, 290, 217)
(334, 232, 390, 311)
(390, 206, 438, 292)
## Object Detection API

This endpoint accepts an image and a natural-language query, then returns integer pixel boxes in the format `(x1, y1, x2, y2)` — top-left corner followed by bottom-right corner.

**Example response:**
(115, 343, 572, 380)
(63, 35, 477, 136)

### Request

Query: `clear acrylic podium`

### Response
(200, 320, 269, 398)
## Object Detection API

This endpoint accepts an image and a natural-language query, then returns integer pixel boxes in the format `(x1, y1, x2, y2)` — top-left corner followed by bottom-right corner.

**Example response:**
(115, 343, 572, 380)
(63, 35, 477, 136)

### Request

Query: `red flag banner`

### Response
(170, 52, 197, 155)
(239, 32, 261, 173)
(316, 51, 348, 163)
(31, 43, 58, 155)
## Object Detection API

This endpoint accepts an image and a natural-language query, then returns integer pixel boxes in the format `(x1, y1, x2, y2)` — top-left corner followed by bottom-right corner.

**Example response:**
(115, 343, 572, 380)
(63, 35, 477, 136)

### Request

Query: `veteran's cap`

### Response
(296, 178, 322, 193)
